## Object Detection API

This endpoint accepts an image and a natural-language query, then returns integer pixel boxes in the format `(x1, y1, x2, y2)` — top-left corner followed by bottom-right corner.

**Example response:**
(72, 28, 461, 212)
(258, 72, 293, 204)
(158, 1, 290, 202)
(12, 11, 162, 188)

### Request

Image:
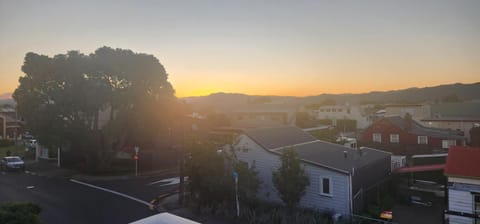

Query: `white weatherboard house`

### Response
(234, 126, 391, 216)
(444, 146, 480, 224)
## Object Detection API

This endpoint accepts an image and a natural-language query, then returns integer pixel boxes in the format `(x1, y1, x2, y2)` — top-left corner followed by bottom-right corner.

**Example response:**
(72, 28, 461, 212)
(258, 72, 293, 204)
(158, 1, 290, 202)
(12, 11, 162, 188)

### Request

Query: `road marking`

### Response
(147, 176, 188, 186)
(70, 179, 150, 206)
(26, 186, 35, 189)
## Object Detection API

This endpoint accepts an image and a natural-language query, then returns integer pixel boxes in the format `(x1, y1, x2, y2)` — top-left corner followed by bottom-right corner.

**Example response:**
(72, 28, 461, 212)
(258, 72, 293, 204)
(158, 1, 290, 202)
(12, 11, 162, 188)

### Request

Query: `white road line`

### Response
(70, 179, 150, 206)
(147, 176, 188, 186)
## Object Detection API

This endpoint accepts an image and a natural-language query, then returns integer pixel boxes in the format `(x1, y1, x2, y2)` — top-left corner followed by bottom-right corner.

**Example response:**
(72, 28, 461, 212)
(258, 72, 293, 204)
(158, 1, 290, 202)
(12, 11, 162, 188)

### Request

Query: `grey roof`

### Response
(385, 116, 465, 140)
(244, 126, 391, 174)
(276, 142, 390, 173)
(244, 126, 317, 150)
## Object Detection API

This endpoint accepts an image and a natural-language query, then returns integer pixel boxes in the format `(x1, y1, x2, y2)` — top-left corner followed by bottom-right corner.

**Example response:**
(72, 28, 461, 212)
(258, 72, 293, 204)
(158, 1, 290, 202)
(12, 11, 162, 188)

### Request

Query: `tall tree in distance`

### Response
(272, 148, 310, 210)
(13, 47, 175, 171)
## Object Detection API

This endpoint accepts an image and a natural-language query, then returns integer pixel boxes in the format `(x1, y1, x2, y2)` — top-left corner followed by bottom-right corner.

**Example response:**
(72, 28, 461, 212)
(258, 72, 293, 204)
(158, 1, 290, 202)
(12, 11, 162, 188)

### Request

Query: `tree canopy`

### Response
(13, 47, 175, 171)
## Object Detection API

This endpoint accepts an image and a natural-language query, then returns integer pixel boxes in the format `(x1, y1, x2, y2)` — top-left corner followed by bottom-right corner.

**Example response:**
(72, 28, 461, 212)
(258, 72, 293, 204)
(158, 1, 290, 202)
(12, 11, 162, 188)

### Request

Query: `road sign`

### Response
(134, 146, 140, 154)
(133, 155, 139, 160)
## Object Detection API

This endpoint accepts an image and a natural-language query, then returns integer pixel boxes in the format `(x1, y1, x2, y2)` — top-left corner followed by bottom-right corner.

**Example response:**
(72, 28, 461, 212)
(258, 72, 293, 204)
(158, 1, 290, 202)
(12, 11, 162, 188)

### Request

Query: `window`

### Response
(373, 133, 382, 143)
(390, 134, 399, 143)
(417, 136, 428, 144)
(442, 140, 456, 149)
(338, 109, 343, 112)
(332, 109, 336, 112)
(320, 177, 332, 196)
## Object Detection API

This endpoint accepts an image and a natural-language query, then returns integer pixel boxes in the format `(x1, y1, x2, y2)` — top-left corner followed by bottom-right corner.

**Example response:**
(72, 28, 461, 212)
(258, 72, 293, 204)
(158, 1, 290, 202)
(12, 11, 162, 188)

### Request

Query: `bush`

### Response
(0, 202, 42, 224)
(0, 139, 14, 147)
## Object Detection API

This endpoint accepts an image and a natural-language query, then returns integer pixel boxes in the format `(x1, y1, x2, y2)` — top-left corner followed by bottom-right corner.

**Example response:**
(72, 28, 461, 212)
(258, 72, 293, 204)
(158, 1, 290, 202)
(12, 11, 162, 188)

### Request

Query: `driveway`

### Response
(392, 198, 445, 224)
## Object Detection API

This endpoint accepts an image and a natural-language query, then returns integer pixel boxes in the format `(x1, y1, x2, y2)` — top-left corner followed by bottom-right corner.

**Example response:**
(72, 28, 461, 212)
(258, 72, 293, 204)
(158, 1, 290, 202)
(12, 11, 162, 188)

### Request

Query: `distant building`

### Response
(308, 104, 370, 129)
(421, 117, 480, 143)
(444, 146, 480, 224)
(361, 116, 466, 155)
(0, 108, 22, 139)
(235, 126, 391, 216)
(384, 104, 431, 122)
(229, 104, 298, 128)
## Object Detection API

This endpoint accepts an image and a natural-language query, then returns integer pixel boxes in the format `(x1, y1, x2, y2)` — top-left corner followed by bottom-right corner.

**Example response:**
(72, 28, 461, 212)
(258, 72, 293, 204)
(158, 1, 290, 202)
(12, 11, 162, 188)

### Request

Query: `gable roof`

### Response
(276, 142, 390, 173)
(244, 126, 317, 150)
(384, 116, 465, 140)
(444, 146, 480, 179)
(244, 126, 391, 174)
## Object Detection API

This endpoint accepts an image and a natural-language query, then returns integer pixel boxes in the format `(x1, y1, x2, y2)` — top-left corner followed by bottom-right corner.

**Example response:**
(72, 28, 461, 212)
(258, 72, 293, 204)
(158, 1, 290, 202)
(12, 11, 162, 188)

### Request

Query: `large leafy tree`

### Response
(13, 47, 175, 171)
(272, 148, 310, 209)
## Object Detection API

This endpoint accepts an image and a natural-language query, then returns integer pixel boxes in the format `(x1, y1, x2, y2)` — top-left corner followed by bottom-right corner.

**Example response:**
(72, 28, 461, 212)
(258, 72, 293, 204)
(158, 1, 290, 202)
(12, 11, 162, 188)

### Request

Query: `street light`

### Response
(232, 171, 240, 217)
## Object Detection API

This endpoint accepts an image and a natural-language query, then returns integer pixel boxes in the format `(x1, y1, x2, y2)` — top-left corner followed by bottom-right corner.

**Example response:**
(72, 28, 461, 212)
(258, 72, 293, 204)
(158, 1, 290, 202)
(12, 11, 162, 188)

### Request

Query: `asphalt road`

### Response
(0, 171, 156, 224)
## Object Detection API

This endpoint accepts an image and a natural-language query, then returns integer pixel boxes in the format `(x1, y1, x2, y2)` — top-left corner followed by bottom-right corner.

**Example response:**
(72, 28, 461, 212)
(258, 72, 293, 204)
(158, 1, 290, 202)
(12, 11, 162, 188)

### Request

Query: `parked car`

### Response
(0, 156, 26, 171)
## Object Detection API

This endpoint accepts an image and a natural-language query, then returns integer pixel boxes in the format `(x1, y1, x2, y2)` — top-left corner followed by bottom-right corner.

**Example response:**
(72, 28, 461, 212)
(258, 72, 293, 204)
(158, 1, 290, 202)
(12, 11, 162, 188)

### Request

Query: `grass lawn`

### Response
(0, 144, 27, 157)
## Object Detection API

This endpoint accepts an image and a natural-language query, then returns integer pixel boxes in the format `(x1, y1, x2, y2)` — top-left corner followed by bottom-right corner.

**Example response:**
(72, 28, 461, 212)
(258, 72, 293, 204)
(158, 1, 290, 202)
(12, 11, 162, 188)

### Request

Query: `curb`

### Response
(72, 168, 179, 182)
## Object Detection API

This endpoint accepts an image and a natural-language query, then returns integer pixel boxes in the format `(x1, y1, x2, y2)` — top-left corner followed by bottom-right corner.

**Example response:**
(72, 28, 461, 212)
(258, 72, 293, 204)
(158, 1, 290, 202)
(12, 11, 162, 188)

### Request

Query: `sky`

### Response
(1, 0, 479, 98)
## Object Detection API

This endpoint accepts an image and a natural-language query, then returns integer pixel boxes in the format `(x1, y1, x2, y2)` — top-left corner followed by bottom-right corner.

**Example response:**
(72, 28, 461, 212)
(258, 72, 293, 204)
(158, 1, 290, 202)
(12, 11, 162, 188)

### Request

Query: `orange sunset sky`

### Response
(1, 1, 479, 98)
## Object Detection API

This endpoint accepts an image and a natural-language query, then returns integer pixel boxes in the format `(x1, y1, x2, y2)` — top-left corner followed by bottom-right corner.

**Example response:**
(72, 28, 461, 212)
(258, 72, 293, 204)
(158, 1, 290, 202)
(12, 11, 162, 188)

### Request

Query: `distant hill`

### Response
(184, 82, 480, 110)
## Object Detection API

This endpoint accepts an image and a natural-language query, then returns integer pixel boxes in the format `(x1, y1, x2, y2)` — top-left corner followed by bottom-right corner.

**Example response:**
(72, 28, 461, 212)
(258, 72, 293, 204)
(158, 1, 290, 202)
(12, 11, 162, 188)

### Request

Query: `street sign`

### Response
(134, 146, 140, 154)
(133, 155, 139, 160)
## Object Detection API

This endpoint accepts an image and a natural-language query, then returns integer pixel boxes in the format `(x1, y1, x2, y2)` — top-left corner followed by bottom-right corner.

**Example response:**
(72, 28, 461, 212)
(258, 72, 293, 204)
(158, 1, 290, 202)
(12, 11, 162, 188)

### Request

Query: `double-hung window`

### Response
(418, 136, 428, 144)
(373, 133, 382, 143)
(320, 177, 333, 196)
(390, 134, 399, 143)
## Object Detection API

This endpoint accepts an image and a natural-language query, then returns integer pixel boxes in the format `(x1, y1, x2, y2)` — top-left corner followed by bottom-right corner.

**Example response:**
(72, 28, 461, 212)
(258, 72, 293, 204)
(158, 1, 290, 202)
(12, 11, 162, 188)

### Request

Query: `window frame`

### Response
(373, 133, 382, 143)
(441, 139, 456, 149)
(390, 134, 399, 143)
(319, 177, 333, 197)
(417, 136, 428, 144)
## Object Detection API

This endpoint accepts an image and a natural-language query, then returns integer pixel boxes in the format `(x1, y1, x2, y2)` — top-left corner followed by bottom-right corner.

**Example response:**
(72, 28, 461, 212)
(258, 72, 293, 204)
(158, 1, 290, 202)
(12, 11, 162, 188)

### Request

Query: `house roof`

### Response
(277, 142, 391, 173)
(384, 116, 465, 140)
(244, 126, 391, 174)
(444, 146, 480, 178)
(244, 126, 317, 150)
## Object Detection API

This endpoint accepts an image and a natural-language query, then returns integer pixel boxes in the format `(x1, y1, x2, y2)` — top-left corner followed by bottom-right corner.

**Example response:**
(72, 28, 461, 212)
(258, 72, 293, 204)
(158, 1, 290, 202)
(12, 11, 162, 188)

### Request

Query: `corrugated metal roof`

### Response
(444, 146, 480, 178)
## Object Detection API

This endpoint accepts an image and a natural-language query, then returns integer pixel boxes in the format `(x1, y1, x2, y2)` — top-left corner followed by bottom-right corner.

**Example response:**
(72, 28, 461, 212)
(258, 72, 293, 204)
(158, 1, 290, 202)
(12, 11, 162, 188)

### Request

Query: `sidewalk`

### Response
(25, 159, 78, 178)
(25, 159, 178, 181)
(73, 168, 178, 182)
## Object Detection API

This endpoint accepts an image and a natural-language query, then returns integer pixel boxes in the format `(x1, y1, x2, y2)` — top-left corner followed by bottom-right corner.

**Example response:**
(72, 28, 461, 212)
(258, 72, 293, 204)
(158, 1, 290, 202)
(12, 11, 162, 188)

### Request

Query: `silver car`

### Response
(0, 156, 26, 171)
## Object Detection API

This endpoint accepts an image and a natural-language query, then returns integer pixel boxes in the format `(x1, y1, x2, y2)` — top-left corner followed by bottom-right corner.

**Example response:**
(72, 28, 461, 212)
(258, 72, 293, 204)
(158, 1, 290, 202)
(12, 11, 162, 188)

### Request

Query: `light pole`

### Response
(233, 171, 240, 217)
(134, 146, 139, 176)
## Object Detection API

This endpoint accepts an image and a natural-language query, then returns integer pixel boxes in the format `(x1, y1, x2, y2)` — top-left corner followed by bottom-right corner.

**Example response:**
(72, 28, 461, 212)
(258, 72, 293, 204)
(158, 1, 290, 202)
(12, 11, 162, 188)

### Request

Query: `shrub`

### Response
(0, 139, 14, 147)
(0, 202, 42, 224)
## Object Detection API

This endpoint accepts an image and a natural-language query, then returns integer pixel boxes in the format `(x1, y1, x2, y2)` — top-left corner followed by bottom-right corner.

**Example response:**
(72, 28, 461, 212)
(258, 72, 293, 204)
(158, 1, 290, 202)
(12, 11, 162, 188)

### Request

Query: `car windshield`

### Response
(6, 157, 22, 162)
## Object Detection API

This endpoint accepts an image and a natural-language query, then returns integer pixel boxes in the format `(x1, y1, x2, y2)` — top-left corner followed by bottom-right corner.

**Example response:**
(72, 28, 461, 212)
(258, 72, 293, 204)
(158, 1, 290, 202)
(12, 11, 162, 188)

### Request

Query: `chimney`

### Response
(344, 151, 348, 158)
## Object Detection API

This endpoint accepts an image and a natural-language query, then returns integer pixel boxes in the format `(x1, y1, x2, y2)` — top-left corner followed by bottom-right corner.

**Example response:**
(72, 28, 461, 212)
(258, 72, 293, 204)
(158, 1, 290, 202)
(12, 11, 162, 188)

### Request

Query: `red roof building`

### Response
(361, 116, 466, 155)
(444, 146, 480, 223)
(444, 146, 480, 178)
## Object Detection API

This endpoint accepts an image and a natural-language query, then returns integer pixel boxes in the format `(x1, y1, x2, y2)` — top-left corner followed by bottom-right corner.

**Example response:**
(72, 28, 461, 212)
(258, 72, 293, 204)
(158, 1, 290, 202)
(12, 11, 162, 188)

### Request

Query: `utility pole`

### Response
(233, 171, 240, 217)
(57, 147, 61, 167)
